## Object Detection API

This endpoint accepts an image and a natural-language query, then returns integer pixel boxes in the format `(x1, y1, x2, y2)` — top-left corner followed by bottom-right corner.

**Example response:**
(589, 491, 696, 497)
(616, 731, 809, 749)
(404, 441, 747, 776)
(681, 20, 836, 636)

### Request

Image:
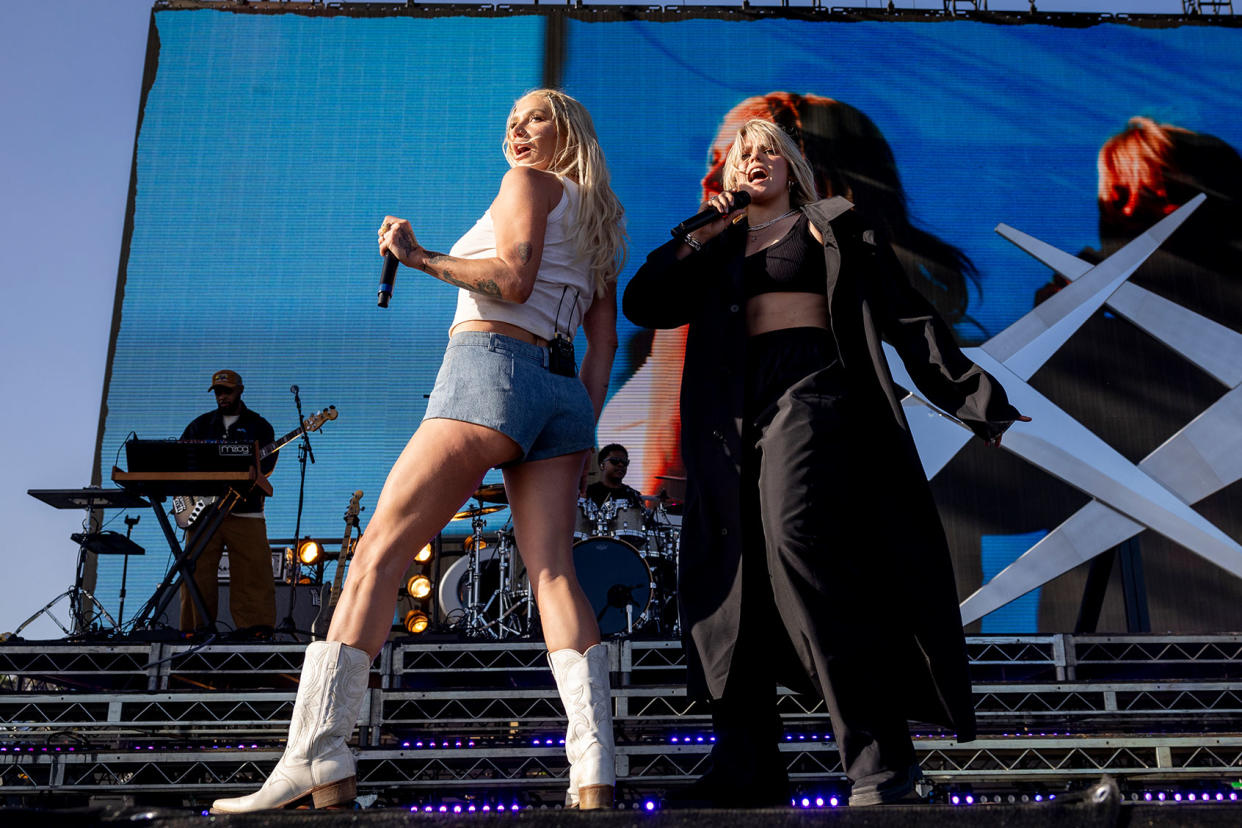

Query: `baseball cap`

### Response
(209, 369, 243, 391)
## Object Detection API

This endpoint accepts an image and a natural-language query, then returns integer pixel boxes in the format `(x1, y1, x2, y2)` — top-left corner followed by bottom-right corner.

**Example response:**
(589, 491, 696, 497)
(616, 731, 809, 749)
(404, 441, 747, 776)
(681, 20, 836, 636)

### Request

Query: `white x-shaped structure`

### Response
(882, 194, 1242, 624)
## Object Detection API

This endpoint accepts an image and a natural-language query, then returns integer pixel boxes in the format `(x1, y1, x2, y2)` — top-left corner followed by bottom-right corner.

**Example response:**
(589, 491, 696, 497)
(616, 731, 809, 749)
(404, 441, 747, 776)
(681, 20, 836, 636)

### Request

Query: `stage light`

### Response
(407, 574, 432, 599)
(404, 610, 429, 634)
(298, 539, 322, 565)
(415, 542, 434, 563)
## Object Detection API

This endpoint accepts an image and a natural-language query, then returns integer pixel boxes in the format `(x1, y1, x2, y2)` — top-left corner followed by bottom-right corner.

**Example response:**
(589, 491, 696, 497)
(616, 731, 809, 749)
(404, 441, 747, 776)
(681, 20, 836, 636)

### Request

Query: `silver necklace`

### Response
(747, 209, 798, 232)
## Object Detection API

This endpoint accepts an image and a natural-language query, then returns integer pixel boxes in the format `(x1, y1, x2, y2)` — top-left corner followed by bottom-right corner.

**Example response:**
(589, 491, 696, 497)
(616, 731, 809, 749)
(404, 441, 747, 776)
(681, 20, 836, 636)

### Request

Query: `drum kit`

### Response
(438, 481, 683, 639)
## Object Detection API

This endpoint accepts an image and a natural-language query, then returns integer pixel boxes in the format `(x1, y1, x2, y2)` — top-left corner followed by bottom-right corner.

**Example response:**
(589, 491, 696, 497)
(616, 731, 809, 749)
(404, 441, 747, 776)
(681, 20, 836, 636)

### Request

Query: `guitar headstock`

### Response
(303, 405, 339, 433)
(344, 489, 364, 524)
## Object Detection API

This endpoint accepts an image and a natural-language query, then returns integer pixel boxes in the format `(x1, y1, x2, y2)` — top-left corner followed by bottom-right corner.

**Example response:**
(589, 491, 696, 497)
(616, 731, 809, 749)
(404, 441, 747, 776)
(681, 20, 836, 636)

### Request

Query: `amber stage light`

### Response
(404, 610, 429, 634)
(406, 574, 432, 599)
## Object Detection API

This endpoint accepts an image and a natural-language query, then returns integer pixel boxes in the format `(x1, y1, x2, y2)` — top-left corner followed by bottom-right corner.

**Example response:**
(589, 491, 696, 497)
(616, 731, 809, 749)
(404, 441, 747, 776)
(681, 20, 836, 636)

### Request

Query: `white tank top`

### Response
(449, 178, 594, 342)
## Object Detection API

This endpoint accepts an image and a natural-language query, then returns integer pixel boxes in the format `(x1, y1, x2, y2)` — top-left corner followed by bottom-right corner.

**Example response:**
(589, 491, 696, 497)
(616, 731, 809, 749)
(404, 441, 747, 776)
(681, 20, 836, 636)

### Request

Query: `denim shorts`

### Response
(423, 331, 595, 464)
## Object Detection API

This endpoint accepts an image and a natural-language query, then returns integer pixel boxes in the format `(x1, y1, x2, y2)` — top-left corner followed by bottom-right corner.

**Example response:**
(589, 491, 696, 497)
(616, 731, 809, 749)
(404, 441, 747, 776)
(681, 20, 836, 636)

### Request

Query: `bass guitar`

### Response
(170, 405, 338, 529)
(312, 490, 364, 640)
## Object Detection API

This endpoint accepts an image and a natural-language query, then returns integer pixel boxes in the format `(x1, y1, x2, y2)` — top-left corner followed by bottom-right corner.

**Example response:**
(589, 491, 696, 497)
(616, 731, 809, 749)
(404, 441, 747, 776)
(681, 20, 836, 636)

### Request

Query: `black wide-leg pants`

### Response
(718, 326, 916, 788)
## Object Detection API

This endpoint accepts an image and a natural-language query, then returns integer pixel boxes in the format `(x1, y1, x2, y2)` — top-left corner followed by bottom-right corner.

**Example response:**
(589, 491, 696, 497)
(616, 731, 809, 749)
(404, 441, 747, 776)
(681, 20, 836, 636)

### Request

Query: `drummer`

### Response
(584, 444, 644, 509)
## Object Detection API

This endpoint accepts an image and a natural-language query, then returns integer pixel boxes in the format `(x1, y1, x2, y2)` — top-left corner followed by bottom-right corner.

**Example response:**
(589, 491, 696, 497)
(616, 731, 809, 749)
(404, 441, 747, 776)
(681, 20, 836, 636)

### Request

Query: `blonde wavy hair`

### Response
(721, 119, 819, 209)
(502, 89, 627, 296)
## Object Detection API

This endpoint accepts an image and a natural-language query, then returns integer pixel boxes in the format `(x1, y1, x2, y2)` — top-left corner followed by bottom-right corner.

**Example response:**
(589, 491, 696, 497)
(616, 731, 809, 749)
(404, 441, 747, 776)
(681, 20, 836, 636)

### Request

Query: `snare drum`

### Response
(572, 536, 653, 636)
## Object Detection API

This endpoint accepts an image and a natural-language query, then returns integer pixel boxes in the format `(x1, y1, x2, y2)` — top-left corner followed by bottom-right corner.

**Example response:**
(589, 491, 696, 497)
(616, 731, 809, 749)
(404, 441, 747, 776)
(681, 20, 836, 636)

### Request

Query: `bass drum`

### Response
(572, 536, 653, 636)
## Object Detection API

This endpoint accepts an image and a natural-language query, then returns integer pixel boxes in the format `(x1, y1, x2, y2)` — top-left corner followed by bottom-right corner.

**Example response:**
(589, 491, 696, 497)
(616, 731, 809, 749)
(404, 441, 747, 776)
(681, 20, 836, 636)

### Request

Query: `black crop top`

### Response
(742, 213, 827, 299)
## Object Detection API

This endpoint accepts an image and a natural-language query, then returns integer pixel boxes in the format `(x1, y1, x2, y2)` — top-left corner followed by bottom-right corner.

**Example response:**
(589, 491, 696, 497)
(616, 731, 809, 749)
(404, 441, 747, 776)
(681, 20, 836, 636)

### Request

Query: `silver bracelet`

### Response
(681, 233, 702, 251)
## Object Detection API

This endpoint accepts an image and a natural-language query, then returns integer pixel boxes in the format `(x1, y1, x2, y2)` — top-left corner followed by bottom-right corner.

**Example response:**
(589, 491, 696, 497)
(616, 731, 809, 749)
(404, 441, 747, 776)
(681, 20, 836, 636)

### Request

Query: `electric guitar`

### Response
(312, 490, 364, 640)
(170, 405, 338, 529)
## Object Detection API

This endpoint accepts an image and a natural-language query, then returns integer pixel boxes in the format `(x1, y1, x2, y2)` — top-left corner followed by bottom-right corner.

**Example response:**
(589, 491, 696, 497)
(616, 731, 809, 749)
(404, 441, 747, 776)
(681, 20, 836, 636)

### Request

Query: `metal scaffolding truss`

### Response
(0, 642, 387, 692)
(6, 634, 1239, 692)
(391, 641, 553, 685)
(0, 645, 156, 691)
(5, 679, 1242, 751)
(6, 736, 1242, 797)
(4, 634, 1242, 801)
(1069, 636, 1242, 675)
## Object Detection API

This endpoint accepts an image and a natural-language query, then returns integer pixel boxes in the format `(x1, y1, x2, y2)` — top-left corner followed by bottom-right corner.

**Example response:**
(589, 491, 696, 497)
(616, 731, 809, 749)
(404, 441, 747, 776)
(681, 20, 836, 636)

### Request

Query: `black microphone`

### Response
(377, 252, 399, 308)
(670, 191, 751, 239)
(290, 385, 299, 398)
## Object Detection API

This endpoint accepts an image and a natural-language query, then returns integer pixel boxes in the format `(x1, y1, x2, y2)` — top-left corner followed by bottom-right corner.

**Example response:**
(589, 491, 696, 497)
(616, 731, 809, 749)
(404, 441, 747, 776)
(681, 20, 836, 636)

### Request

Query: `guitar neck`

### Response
(258, 425, 304, 460)
(328, 518, 357, 605)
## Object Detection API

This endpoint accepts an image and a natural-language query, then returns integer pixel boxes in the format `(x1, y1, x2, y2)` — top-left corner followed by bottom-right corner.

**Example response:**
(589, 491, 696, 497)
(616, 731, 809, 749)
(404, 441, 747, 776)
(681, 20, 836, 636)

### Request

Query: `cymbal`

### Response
(473, 482, 509, 504)
(451, 504, 505, 521)
(655, 474, 687, 482)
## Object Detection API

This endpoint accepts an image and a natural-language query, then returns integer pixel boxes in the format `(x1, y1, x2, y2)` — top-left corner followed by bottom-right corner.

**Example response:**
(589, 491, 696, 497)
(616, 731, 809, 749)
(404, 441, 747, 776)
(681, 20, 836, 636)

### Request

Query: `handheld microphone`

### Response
(377, 252, 399, 308)
(670, 191, 751, 239)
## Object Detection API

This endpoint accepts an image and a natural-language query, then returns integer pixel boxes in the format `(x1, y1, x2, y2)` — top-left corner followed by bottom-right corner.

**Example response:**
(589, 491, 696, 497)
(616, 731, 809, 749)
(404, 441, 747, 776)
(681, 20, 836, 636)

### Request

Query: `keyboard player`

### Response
(179, 369, 277, 637)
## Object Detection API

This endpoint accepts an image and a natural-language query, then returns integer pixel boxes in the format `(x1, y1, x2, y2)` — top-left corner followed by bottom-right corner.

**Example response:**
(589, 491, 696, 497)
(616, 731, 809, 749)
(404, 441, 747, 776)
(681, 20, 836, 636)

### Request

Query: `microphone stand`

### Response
(278, 385, 315, 639)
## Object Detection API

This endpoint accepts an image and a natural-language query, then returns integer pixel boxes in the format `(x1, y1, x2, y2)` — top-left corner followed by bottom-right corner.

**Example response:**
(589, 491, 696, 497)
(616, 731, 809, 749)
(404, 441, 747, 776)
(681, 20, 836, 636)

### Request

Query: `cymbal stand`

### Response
(650, 505, 682, 638)
(492, 529, 530, 639)
(461, 506, 492, 638)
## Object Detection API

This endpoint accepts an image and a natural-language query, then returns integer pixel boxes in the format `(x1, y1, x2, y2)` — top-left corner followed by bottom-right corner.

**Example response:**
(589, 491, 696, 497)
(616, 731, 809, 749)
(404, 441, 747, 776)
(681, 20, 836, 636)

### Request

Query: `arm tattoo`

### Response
(395, 227, 417, 259)
(425, 254, 503, 297)
(517, 242, 533, 265)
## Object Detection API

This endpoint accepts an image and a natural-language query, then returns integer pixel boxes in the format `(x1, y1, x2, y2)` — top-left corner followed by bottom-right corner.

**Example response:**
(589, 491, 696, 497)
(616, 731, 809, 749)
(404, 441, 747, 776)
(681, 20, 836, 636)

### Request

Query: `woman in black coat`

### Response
(623, 119, 1026, 807)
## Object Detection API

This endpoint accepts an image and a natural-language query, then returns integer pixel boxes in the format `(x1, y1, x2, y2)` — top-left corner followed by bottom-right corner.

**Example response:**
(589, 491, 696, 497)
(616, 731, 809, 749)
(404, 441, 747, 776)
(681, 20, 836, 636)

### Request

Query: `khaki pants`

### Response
(179, 515, 276, 631)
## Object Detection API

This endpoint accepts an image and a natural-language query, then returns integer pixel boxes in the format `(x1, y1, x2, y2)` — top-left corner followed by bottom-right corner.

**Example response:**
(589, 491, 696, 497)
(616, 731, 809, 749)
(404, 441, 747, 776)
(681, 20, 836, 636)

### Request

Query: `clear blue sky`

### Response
(0, 0, 1187, 638)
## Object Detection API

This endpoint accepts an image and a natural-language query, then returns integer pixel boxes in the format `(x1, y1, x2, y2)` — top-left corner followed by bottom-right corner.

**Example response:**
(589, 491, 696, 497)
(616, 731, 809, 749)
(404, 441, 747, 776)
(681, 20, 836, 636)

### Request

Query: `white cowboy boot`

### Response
(549, 643, 616, 809)
(211, 640, 370, 813)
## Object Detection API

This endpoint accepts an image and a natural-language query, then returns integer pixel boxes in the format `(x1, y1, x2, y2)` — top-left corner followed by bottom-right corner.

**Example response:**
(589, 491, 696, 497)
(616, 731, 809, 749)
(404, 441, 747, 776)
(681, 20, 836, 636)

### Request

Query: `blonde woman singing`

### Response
(213, 89, 626, 813)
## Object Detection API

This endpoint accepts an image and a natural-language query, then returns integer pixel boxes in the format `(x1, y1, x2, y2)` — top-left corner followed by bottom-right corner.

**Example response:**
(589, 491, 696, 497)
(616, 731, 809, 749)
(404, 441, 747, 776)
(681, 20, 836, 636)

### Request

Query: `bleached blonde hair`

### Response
(721, 119, 819, 209)
(502, 89, 627, 296)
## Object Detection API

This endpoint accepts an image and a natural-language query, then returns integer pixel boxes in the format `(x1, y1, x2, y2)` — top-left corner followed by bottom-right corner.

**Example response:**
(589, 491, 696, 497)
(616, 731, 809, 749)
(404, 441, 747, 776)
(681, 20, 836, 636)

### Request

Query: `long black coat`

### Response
(622, 197, 1021, 739)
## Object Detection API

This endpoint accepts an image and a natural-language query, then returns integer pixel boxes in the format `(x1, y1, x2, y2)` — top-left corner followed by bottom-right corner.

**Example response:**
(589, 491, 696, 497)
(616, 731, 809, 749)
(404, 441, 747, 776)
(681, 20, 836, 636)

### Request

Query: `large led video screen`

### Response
(95, 7, 1242, 635)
